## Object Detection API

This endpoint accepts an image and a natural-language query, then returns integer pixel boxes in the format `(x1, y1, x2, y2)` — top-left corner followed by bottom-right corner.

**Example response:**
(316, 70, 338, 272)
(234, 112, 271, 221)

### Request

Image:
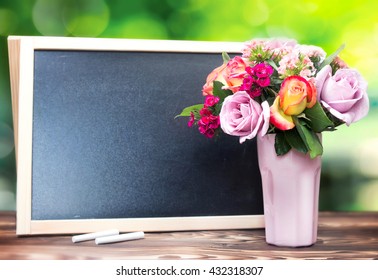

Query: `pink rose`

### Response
(316, 65, 369, 125)
(219, 91, 270, 143)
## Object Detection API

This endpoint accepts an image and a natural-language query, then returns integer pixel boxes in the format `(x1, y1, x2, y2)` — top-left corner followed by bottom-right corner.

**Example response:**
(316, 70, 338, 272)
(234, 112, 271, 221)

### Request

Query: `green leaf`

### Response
(267, 59, 279, 71)
(284, 129, 308, 154)
(175, 104, 203, 118)
(304, 102, 334, 132)
(222, 52, 230, 63)
(270, 77, 283, 85)
(319, 43, 345, 70)
(212, 81, 233, 102)
(325, 110, 345, 128)
(213, 102, 222, 115)
(293, 117, 323, 159)
(274, 132, 292, 156)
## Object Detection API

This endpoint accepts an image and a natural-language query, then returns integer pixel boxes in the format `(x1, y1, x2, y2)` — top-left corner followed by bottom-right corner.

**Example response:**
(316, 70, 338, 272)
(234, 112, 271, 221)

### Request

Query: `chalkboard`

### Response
(8, 36, 264, 235)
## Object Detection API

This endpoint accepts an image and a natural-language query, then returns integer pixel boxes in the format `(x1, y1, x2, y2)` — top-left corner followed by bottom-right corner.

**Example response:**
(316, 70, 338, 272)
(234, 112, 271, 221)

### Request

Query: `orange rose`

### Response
(202, 56, 247, 95)
(270, 76, 317, 130)
(202, 63, 228, 95)
(222, 56, 247, 92)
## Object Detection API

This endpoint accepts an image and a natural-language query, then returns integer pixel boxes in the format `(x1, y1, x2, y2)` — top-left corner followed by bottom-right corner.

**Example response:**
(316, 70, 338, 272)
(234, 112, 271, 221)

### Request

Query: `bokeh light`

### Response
(63, 0, 110, 37)
(32, 0, 67, 35)
(104, 13, 168, 39)
(0, 123, 14, 159)
(32, 0, 110, 36)
(0, 9, 18, 35)
(242, 0, 269, 27)
(357, 181, 378, 211)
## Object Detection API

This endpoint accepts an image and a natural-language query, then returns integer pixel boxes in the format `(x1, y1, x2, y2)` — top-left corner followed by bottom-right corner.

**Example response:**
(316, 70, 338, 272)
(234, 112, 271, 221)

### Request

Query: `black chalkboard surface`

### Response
(9, 36, 264, 235)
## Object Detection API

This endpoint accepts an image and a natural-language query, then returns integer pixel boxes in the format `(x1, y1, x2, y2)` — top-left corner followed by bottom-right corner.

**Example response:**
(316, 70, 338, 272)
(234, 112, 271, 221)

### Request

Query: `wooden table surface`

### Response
(0, 211, 377, 260)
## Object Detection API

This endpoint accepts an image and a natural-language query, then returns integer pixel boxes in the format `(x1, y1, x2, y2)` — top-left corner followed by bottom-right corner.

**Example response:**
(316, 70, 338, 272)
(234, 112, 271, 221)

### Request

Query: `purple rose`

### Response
(316, 65, 369, 125)
(219, 91, 269, 143)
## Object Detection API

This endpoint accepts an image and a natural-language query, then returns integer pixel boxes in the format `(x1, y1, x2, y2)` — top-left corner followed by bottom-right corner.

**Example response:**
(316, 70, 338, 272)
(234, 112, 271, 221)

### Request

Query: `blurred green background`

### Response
(0, 0, 377, 211)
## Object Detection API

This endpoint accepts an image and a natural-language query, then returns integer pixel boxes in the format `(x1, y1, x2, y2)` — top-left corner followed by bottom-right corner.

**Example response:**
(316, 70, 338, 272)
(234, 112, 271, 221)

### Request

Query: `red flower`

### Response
(198, 114, 220, 138)
(204, 95, 220, 108)
(199, 107, 212, 116)
(187, 112, 195, 127)
(240, 63, 273, 98)
(250, 63, 274, 79)
(240, 76, 262, 98)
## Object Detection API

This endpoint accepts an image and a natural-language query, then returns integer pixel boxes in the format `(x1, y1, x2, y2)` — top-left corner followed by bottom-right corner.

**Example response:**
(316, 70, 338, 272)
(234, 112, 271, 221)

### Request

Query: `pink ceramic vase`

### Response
(257, 134, 322, 247)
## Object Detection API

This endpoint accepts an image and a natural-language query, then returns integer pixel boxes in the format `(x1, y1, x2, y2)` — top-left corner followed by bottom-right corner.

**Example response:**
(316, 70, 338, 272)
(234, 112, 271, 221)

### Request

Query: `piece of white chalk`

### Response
(72, 229, 119, 243)
(95, 231, 145, 245)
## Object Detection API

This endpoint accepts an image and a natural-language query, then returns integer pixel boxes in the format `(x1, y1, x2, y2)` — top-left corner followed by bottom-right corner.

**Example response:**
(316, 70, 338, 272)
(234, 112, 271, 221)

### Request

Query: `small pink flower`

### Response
(250, 87, 262, 98)
(240, 76, 262, 98)
(198, 115, 220, 138)
(188, 112, 195, 127)
(264, 38, 297, 51)
(299, 68, 312, 78)
(332, 56, 348, 69)
(199, 107, 212, 117)
(278, 51, 300, 75)
(278, 49, 316, 79)
(250, 63, 274, 79)
(240, 77, 262, 98)
(241, 39, 266, 57)
(204, 95, 220, 108)
(241, 63, 273, 97)
(240, 76, 254, 91)
(242, 38, 297, 58)
(255, 77, 271, 88)
(296, 44, 326, 64)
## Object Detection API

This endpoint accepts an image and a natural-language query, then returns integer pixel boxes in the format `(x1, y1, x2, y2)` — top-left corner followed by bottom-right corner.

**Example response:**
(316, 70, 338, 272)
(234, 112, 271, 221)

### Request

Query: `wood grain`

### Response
(0, 211, 377, 260)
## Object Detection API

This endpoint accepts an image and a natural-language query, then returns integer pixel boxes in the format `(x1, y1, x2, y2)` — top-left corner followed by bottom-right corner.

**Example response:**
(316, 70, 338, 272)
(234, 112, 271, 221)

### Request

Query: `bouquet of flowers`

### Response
(177, 38, 369, 158)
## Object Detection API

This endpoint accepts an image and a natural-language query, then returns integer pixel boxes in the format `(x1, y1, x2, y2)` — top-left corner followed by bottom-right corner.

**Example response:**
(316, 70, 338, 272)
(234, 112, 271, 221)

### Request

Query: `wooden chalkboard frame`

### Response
(8, 36, 264, 235)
